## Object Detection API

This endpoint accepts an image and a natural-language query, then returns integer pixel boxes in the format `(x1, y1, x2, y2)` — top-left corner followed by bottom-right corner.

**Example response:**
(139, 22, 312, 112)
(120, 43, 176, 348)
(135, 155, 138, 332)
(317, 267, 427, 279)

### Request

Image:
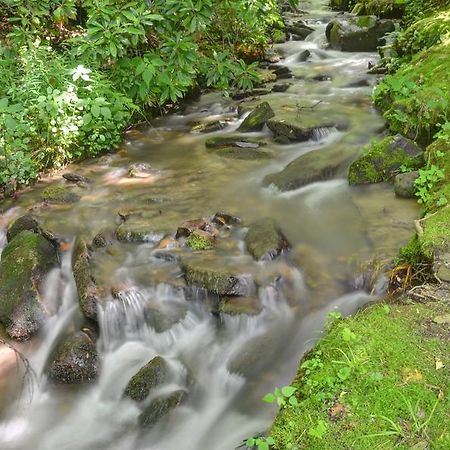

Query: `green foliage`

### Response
(415, 165, 445, 205)
(246, 435, 275, 450)
(263, 386, 298, 408)
(186, 233, 213, 250)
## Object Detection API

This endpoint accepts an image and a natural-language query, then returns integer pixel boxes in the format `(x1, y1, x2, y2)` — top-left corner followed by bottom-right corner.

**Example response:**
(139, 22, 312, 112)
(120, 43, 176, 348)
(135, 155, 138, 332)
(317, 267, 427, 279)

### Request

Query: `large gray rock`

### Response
(139, 390, 188, 428)
(124, 356, 169, 402)
(264, 146, 353, 191)
(47, 330, 99, 383)
(245, 219, 290, 261)
(326, 15, 395, 52)
(238, 102, 275, 132)
(0, 231, 57, 340)
(394, 171, 419, 198)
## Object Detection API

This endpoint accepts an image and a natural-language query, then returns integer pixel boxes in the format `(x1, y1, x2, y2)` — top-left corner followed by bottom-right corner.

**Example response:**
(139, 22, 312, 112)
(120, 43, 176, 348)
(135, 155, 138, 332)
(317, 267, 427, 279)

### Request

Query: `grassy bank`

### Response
(0, 0, 286, 195)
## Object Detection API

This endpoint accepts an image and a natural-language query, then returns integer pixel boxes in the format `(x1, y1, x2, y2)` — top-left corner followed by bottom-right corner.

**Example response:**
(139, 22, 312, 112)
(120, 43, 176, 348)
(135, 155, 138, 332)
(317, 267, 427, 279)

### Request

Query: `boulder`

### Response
(238, 102, 275, 132)
(124, 356, 169, 402)
(128, 162, 157, 178)
(47, 330, 99, 383)
(145, 303, 188, 333)
(394, 171, 419, 198)
(297, 49, 311, 62)
(219, 296, 262, 316)
(264, 146, 353, 191)
(326, 15, 395, 52)
(6, 214, 41, 242)
(268, 65, 293, 80)
(181, 258, 256, 296)
(245, 219, 290, 261)
(272, 83, 291, 93)
(72, 237, 102, 321)
(288, 21, 315, 40)
(139, 390, 188, 428)
(212, 212, 240, 227)
(41, 185, 81, 204)
(116, 216, 164, 243)
(348, 135, 424, 185)
(190, 121, 227, 133)
(63, 173, 90, 184)
(0, 231, 57, 340)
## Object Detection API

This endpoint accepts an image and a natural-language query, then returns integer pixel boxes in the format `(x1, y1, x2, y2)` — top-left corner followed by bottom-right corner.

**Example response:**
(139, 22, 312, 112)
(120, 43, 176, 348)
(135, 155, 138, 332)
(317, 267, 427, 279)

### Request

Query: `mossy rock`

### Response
(144, 303, 188, 333)
(245, 219, 290, 261)
(124, 356, 169, 402)
(264, 146, 354, 191)
(181, 258, 256, 296)
(72, 237, 101, 321)
(41, 185, 81, 204)
(139, 390, 188, 428)
(205, 135, 265, 149)
(6, 214, 40, 242)
(219, 296, 262, 316)
(207, 146, 274, 160)
(394, 170, 419, 198)
(238, 102, 275, 133)
(327, 15, 395, 52)
(115, 216, 164, 243)
(0, 231, 57, 340)
(186, 230, 214, 250)
(47, 331, 99, 384)
(348, 134, 424, 185)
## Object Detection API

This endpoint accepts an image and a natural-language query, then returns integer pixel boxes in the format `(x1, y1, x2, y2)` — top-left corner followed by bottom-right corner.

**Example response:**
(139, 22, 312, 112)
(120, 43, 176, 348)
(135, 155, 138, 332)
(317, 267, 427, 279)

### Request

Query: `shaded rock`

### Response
(297, 49, 311, 62)
(124, 356, 169, 402)
(327, 15, 395, 52)
(231, 88, 272, 101)
(272, 83, 291, 93)
(47, 330, 99, 383)
(176, 218, 208, 239)
(268, 65, 293, 79)
(190, 120, 227, 134)
(139, 390, 188, 429)
(344, 78, 371, 88)
(128, 162, 157, 179)
(63, 173, 90, 184)
(212, 212, 240, 227)
(245, 219, 290, 261)
(6, 214, 41, 242)
(41, 185, 80, 204)
(205, 135, 264, 149)
(0, 231, 57, 340)
(394, 171, 419, 198)
(288, 21, 315, 40)
(264, 146, 354, 191)
(92, 229, 115, 248)
(145, 303, 188, 333)
(219, 296, 262, 316)
(311, 74, 332, 81)
(182, 259, 256, 296)
(72, 237, 102, 321)
(238, 102, 275, 132)
(348, 135, 424, 185)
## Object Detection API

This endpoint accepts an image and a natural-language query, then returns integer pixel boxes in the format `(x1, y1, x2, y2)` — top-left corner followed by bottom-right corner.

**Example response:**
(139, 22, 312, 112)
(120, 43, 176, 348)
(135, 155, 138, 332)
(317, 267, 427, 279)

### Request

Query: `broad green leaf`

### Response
(281, 386, 296, 397)
(262, 393, 275, 403)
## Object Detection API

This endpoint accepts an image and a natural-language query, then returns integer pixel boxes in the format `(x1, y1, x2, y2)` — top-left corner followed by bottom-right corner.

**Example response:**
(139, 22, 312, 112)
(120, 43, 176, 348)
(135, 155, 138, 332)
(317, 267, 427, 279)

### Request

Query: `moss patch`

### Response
(41, 185, 81, 203)
(269, 301, 450, 449)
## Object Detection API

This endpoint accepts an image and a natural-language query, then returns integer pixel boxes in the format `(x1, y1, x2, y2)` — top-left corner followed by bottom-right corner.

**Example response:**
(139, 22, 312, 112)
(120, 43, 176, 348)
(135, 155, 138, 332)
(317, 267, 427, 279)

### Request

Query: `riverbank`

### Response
(268, 1, 450, 448)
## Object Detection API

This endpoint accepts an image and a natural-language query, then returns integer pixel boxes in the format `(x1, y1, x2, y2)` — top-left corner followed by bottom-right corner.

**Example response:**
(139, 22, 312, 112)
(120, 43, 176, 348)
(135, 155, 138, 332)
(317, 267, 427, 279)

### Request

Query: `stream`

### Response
(0, 1, 419, 449)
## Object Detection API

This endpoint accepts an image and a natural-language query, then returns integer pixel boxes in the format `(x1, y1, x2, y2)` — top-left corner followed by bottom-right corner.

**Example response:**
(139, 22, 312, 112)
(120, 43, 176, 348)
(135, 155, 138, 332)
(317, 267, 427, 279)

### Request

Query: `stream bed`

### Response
(0, 1, 419, 449)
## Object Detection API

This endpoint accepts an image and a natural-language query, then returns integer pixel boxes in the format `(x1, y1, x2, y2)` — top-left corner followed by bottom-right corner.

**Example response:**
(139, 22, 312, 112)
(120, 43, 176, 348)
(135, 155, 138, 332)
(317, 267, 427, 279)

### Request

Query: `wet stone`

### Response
(205, 135, 265, 149)
(219, 296, 262, 316)
(212, 212, 240, 227)
(272, 83, 291, 93)
(190, 120, 227, 134)
(128, 162, 157, 178)
(394, 171, 419, 198)
(237, 102, 275, 133)
(231, 88, 272, 101)
(124, 356, 169, 402)
(41, 185, 81, 204)
(63, 172, 90, 184)
(297, 49, 311, 62)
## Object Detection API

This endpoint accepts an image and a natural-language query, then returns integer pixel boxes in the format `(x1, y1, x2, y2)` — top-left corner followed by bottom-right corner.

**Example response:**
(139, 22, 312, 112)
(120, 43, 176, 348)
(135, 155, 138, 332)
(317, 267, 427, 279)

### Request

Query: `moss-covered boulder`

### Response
(124, 356, 169, 402)
(245, 219, 290, 261)
(207, 146, 274, 160)
(394, 171, 419, 198)
(238, 102, 275, 132)
(72, 237, 102, 321)
(115, 216, 164, 243)
(0, 231, 57, 340)
(348, 135, 424, 185)
(41, 185, 81, 204)
(288, 21, 315, 40)
(186, 230, 215, 250)
(6, 214, 41, 242)
(264, 146, 354, 191)
(181, 258, 256, 296)
(205, 135, 265, 149)
(47, 330, 99, 383)
(326, 15, 395, 52)
(139, 390, 188, 428)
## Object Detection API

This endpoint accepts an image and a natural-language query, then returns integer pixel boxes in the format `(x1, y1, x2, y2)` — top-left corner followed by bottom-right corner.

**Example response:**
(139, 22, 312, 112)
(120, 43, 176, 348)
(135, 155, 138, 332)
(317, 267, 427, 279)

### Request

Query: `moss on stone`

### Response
(238, 102, 275, 133)
(41, 185, 80, 203)
(6, 214, 40, 242)
(348, 135, 424, 185)
(0, 231, 57, 340)
(186, 232, 214, 250)
(124, 356, 168, 402)
(139, 390, 188, 428)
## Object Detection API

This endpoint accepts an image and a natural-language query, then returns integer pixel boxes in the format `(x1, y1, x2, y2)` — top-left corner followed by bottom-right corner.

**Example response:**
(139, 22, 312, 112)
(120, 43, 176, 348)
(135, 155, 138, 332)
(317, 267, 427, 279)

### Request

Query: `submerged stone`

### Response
(264, 146, 354, 191)
(63, 173, 90, 184)
(208, 147, 274, 160)
(0, 231, 57, 340)
(348, 135, 424, 185)
(124, 356, 169, 402)
(326, 15, 395, 52)
(47, 330, 99, 384)
(219, 296, 262, 316)
(190, 120, 227, 133)
(139, 390, 188, 428)
(245, 219, 290, 261)
(237, 102, 275, 132)
(205, 135, 265, 149)
(41, 185, 81, 204)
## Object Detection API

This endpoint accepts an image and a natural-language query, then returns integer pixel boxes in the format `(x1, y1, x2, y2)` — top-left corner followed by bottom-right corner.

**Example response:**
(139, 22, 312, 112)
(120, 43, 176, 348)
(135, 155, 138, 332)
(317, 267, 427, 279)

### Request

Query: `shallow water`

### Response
(0, 1, 419, 449)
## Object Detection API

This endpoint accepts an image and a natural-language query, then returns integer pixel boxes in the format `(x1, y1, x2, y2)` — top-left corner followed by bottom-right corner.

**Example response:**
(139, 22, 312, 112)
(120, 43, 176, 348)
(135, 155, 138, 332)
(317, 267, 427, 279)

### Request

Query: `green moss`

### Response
(237, 102, 275, 133)
(348, 136, 424, 185)
(269, 301, 450, 449)
(272, 29, 287, 44)
(186, 233, 214, 250)
(421, 206, 450, 257)
(41, 185, 80, 203)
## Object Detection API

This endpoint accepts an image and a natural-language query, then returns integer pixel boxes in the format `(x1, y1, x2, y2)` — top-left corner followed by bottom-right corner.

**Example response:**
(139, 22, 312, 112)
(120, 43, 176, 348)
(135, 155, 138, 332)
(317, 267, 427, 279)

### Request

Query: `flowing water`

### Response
(0, 1, 419, 449)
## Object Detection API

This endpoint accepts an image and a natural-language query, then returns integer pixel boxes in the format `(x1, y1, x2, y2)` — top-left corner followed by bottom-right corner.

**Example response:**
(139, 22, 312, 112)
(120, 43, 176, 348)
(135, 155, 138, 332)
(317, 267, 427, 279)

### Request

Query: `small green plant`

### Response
(263, 386, 298, 408)
(245, 436, 274, 450)
(307, 419, 328, 439)
(414, 164, 445, 205)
